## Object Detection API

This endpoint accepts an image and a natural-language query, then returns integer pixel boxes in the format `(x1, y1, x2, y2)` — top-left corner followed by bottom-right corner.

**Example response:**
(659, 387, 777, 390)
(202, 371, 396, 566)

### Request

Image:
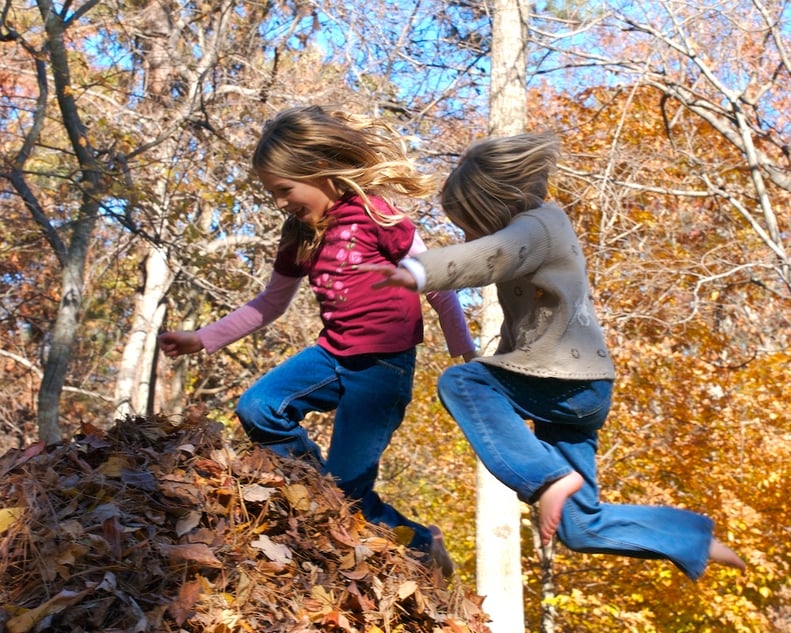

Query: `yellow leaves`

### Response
(309, 584, 335, 609)
(628, 591, 645, 603)
(0, 506, 24, 533)
(302, 585, 354, 631)
(756, 469, 782, 490)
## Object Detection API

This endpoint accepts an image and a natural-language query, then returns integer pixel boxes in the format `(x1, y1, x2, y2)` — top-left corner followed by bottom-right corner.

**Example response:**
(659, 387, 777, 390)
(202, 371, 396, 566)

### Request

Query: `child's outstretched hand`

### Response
(158, 331, 204, 358)
(358, 264, 418, 290)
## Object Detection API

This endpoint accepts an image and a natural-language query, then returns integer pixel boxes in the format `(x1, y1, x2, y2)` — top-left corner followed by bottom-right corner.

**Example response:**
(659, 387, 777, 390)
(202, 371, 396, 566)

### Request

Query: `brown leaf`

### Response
(283, 483, 311, 511)
(157, 542, 222, 568)
(175, 510, 202, 537)
(7, 588, 92, 633)
(2, 441, 45, 476)
(339, 562, 371, 580)
(168, 578, 203, 625)
(102, 515, 123, 559)
(193, 456, 225, 477)
(120, 468, 158, 491)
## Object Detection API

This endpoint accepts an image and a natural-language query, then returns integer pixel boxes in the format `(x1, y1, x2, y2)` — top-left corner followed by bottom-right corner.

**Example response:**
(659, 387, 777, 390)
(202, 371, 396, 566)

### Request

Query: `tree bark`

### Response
(35, 0, 104, 443)
(114, 245, 173, 418)
(476, 0, 529, 630)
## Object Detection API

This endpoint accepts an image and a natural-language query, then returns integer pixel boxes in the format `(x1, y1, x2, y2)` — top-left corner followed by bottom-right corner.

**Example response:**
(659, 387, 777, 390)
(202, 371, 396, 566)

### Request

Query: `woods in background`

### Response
(1, 1, 788, 630)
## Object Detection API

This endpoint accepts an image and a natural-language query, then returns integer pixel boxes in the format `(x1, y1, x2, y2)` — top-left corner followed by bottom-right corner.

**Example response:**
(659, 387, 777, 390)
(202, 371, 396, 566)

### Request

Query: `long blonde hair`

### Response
(440, 132, 560, 239)
(252, 105, 436, 262)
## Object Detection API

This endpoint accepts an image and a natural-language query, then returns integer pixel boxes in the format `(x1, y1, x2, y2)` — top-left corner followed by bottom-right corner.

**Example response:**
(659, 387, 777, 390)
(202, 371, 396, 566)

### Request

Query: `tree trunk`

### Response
(114, 245, 173, 418)
(476, 0, 530, 630)
(37, 261, 84, 444)
(35, 0, 103, 443)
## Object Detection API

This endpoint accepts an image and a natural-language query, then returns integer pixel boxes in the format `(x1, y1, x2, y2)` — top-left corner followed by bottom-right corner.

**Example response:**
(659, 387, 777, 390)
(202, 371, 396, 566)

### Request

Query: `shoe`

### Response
(428, 525, 454, 578)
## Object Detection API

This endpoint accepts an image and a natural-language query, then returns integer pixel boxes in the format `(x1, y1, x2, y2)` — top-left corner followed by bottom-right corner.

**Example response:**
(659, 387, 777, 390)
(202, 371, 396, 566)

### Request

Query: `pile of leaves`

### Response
(0, 412, 491, 633)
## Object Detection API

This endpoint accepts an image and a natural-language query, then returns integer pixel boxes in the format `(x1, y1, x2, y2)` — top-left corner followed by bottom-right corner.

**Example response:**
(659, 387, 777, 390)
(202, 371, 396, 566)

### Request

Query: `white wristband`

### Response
(398, 257, 427, 291)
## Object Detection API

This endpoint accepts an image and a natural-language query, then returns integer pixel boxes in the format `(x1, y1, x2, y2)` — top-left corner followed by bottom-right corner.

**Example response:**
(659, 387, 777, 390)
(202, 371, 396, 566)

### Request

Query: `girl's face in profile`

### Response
(259, 172, 340, 227)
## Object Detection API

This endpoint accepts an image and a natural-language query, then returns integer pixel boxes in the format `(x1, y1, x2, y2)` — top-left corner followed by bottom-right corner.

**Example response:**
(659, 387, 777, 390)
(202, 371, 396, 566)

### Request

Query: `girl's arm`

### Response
(408, 233, 476, 360)
(413, 212, 553, 292)
(195, 271, 302, 353)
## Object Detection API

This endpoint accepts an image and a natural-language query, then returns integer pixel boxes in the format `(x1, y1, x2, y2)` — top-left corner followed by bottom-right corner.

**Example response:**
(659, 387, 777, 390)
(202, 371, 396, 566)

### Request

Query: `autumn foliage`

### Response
(0, 412, 491, 633)
(2, 1, 790, 631)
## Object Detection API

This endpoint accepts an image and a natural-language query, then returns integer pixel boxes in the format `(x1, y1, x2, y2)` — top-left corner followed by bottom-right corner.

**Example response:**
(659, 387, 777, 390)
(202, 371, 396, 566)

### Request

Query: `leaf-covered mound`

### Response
(0, 412, 491, 633)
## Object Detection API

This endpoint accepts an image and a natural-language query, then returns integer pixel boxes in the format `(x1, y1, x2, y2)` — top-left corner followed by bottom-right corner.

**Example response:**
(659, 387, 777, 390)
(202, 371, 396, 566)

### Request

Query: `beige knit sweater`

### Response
(411, 203, 615, 380)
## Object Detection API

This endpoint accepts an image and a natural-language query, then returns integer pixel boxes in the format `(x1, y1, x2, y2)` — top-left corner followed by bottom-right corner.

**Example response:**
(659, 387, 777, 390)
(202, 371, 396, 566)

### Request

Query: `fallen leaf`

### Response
(157, 542, 223, 567)
(6, 442, 46, 474)
(397, 580, 418, 600)
(121, 468, 158, 491)
(0, 506, 24, 533)
(7, 587, 92, 633)
(103, 515, 123, 558)
(339, 562, 371, 580)
(283, 483, 311, 511)
(168, 578, 203, 625)
(98, 454, 132, 477)
(250, 534, 293, 564)
(241, 483, 275, 503)
(175, 510, 203, 536)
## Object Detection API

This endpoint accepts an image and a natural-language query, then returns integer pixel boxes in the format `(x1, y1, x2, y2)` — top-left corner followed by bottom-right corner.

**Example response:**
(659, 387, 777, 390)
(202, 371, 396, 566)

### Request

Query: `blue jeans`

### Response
(437, 361, 714, 580)
(236, 345, 433, 551)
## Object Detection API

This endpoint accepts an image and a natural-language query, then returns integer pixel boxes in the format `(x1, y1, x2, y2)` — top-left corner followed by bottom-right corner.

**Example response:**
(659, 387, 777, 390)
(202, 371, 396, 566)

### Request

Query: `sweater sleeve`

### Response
(414, 211, 552, 292)
(409, 233, 476, 358)
(197, 271, 302, 353)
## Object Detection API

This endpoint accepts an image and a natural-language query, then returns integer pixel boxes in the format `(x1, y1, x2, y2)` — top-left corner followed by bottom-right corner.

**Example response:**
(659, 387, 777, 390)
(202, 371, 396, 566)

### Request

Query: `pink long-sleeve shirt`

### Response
(198, 194, 474, 358)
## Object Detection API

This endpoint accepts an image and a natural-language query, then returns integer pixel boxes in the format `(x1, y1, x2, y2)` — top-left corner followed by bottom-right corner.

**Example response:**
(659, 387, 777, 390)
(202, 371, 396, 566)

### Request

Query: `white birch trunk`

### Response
(477, 0, 529, 629)
(114, 244, 172, 418)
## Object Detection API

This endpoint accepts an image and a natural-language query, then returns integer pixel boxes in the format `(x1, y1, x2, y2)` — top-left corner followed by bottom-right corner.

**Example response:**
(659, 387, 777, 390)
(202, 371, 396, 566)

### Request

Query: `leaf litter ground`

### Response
(0, 411, 491, 633)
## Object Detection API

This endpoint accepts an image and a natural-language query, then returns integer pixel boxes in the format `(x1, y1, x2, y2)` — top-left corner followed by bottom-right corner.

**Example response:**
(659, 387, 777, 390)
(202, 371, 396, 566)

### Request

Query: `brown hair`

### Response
(440, 132, 560, 239)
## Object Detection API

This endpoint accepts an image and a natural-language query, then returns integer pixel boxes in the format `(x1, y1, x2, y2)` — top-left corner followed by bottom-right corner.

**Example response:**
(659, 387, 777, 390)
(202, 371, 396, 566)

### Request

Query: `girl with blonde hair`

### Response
(159, 105, 475, 577)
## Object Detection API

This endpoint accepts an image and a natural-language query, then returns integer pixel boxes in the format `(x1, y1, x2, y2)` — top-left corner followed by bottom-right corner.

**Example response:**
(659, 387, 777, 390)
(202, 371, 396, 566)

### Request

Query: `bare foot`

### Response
(538, 471, 583, 546)
(709, 538, 745, 572)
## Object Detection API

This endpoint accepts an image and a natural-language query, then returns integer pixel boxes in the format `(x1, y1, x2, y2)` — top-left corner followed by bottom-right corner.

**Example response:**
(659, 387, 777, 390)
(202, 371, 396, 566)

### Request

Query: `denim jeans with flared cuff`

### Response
(437, 361, 713, 580)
